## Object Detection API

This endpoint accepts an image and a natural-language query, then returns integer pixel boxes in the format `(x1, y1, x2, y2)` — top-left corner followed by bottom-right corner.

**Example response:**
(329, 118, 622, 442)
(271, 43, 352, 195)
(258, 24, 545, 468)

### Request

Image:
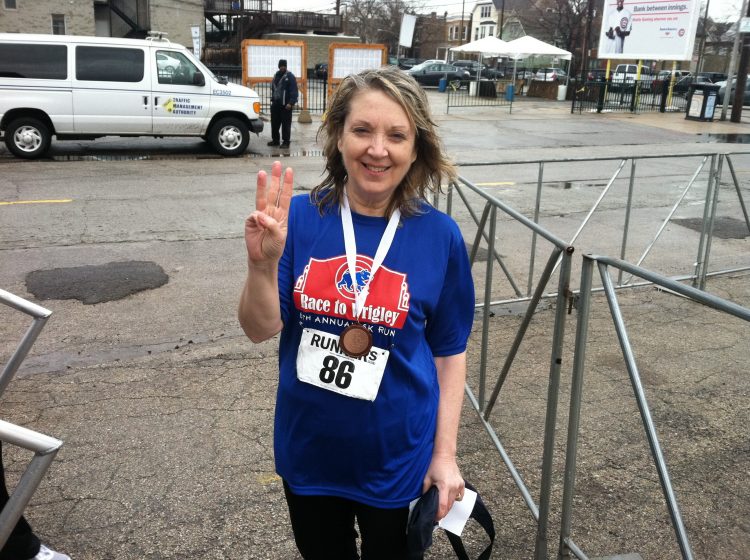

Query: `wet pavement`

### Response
(0, 92, 749, 560)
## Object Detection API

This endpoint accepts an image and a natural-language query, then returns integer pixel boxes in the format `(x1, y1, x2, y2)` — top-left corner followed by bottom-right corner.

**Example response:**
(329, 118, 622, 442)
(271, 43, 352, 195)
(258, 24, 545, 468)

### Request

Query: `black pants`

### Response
(283, 481, 418, 560)
(270, 103, 292, 144)
(0, 442, 40, 560)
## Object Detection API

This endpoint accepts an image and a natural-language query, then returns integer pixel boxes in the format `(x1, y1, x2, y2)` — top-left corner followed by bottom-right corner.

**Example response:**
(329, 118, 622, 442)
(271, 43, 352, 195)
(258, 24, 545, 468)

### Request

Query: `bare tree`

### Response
(343, 0, 424, 49)
(530, 0, 588, 54)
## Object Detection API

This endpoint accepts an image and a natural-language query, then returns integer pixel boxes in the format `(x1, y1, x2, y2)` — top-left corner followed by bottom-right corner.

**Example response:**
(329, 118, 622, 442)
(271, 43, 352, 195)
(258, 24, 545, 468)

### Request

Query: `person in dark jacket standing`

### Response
(268, 59, 298, 149)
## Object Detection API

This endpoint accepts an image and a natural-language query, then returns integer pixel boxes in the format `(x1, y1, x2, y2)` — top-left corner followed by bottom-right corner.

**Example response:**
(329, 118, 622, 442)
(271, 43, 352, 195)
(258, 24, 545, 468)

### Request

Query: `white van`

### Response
(612, 64, 655, 91)
(0, 33, 263, 158)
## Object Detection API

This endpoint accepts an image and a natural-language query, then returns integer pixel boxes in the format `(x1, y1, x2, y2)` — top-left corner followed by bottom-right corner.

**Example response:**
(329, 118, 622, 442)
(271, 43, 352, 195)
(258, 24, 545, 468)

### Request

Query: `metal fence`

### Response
(207, 67, 330, 115)
(436, 150, 750, 559)
(560, 255, 750, 560)
(446, 79, 513, 114)
(207, 67, 518, 116)
(572, 79, 690, 114)
(0, 290, 63, 551)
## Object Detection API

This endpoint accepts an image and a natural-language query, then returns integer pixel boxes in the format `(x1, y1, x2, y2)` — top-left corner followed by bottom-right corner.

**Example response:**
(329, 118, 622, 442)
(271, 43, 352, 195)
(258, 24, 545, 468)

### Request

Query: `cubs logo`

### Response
(335, 258, 372, 300)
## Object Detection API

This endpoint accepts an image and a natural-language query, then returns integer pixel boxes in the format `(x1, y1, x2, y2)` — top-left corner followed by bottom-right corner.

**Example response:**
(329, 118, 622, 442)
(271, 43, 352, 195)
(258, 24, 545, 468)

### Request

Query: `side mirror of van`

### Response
(218, 75, 229, 85)
(193, 71, 205, 87)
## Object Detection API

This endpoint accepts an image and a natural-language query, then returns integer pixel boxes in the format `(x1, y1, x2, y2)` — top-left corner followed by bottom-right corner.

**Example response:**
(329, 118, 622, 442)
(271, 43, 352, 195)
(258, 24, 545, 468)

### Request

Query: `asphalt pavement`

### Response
(1, 91, 749, 560)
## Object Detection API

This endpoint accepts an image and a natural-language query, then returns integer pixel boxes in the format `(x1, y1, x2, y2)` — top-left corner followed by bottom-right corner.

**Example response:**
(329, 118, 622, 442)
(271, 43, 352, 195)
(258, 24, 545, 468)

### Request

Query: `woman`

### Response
(238, 66, 474, 559)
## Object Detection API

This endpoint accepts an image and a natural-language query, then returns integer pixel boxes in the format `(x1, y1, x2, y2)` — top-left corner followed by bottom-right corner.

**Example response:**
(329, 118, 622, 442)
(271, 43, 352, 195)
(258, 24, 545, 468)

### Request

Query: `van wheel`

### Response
(5, 117, 52, 159)
(209, 117, 249, 156)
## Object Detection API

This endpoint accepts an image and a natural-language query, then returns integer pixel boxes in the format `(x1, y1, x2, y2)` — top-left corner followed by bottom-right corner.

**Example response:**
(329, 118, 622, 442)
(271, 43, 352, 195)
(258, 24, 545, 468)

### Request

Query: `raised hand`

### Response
(245, 160, 294, 265)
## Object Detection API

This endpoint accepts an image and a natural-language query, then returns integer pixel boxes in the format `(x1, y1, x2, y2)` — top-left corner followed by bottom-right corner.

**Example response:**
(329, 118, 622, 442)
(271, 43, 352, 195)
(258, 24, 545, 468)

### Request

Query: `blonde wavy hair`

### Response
(311, 65, 457, 218)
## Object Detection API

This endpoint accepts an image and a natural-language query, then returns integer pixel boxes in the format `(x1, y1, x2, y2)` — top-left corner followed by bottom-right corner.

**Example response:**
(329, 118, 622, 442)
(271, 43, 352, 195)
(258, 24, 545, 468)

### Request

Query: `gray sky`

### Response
(271, 0, 743, 22)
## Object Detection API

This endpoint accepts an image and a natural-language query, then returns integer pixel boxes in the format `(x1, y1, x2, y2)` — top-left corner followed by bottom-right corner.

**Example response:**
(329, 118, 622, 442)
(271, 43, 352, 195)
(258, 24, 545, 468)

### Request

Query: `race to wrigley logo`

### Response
(293, 255, 410, 329)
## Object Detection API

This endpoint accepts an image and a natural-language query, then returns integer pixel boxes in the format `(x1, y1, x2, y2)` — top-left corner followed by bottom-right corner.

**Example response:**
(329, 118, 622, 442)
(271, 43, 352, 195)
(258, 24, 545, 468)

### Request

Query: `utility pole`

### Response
(731, 0, 750, 122)
(720, 0, 749, 120)
(460, 0, 466, 45)
(499, 0, 505, 40)
(579, 0, 594, 78)
(695, 0, 712, 74)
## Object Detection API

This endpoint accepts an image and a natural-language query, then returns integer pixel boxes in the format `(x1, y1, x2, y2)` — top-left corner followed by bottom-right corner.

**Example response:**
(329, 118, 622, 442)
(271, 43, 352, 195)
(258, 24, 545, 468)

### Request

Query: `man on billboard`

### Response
(602, 0, 633, 54)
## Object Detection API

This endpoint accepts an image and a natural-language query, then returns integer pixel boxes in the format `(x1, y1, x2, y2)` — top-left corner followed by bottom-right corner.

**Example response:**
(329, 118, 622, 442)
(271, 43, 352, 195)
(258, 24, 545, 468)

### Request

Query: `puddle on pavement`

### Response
(26, 261, 169, 304)
(698, 133, 750, 144)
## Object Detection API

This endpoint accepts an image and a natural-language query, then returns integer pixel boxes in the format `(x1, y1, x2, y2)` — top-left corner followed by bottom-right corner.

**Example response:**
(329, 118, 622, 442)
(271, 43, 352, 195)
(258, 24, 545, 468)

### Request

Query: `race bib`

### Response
(296, 328, 389, 401)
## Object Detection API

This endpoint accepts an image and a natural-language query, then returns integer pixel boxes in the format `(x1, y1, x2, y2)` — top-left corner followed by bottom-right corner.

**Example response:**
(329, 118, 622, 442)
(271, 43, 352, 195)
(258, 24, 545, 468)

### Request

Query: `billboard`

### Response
(598, 0, 701, 60)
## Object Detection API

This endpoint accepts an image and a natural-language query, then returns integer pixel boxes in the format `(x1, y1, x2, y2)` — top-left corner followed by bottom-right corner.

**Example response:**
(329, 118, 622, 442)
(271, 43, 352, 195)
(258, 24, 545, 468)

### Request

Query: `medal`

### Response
(339, 323, 373, 357)
(340, 190, 400, 356)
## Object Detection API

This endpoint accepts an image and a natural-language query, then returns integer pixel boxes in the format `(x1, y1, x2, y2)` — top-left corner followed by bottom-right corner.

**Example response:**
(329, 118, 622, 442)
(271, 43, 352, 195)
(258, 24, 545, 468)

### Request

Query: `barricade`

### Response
(0, 290, 62, 550)
(446, 79, 513, 114)
(438, 151, 749, 558)
(560, 256, 750, 559)
(572, 80, 689, 114)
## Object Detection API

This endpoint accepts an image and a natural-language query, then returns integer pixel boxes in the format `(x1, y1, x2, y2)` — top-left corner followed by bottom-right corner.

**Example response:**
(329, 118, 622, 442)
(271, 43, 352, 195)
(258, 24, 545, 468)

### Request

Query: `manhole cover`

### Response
(26, 261, 169, 304)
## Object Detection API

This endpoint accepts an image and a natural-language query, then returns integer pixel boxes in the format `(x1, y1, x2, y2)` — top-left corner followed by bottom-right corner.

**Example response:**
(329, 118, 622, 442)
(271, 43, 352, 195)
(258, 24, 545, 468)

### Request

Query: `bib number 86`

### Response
(319, 355, 354, 389)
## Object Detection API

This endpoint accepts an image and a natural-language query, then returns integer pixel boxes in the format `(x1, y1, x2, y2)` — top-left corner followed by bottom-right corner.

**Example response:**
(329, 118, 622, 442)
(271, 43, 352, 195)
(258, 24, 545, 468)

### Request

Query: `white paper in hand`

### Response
(438, 488, 477, 536)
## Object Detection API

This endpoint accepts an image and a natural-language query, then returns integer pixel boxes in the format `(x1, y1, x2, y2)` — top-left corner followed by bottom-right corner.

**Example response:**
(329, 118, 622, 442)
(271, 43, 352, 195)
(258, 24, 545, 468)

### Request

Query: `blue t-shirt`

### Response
(275, 194, 475, 508)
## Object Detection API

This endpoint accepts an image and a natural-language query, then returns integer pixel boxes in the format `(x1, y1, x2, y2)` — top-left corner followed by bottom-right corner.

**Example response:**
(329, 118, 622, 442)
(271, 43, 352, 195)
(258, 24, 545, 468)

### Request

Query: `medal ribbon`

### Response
(341, 191, 401, 321)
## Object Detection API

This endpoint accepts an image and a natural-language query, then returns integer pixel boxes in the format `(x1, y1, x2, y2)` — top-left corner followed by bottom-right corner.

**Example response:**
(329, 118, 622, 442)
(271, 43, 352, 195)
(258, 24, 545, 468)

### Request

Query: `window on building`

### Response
(463, 25, 468, 40)
(4, 0, 17, 9)
(480, 5, 491, 18)
(52, 14, 66, 35)
(489, 26, 494, 36)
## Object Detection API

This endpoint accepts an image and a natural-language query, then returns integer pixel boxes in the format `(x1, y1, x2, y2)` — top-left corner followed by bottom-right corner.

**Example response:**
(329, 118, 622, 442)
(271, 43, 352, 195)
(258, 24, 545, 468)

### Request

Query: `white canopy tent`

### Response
(449, 35, 511, 57)
(503, 35, 573, 85)
(449, 36, 511, 91)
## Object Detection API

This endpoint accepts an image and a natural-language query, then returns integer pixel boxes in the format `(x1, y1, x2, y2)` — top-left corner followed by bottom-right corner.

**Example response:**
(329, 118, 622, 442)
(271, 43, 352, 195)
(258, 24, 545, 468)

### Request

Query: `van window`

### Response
(0, 43, 67, 79)
(76, 46, 144, 82)
(156, 50, 201, 86)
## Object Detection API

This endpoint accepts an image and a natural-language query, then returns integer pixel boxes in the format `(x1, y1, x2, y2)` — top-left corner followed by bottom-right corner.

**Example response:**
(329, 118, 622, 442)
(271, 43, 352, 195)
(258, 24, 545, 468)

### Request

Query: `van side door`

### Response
(150, 48, 212, 135)
(72, 44, 152, 134)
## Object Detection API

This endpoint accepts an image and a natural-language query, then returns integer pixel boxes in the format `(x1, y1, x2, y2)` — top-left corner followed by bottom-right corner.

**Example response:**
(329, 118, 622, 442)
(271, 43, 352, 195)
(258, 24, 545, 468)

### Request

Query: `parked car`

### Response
(451, 60, 504, 79)
(398, 58, 421, 70)
(535, 67, 567, 81)
(314, 62, 328, 79)
(406, 62, 470, 88)
(586, 68, 607, 81)
(612, 64, 655, 91)
(698, 71, 727, 83)
(387, 55, 399, 66)
(672, 74, 713, 96)
(0, 33, 264, 158)
(716, 76, 750, 106)
(656, 69, 691, 82)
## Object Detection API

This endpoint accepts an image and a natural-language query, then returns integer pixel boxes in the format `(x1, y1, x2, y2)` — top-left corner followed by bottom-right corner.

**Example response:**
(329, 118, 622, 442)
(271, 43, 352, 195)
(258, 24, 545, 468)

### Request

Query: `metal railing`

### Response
(445, 176, 574, 560)
(559, 255, 750, 559)
(249, 78, 330, 114)
(0, 289, 62, 551)
(455, 152, 750, 300)
(446, 79, 513, 113)
(438, 150, 749, 558)
(205, 68, 331, 114)
(572, 79, 690, 114)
